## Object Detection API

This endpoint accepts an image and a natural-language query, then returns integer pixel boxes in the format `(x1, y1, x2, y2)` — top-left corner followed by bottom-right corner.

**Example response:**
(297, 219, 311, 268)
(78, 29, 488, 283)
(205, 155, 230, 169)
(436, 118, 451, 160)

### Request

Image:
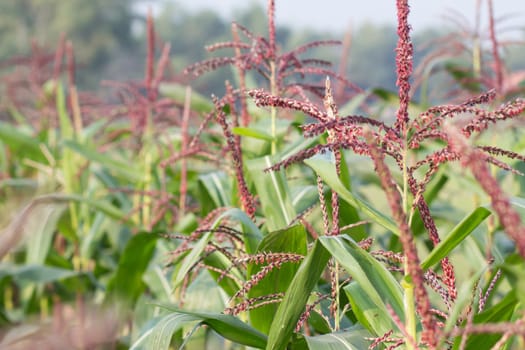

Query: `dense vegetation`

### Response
(1, 0, 525, 349)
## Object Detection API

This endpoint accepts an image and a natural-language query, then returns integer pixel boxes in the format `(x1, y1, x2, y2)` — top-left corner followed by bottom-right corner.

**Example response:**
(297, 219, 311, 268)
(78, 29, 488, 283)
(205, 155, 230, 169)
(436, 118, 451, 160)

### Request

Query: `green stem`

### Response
(334, 261, 340, 331)
(401, 130, 417, 347)
(141, 109, 154, 228)
(402, 140, 409, 217)
(402, 272, 417, 349)
(270, 61, 277, 154)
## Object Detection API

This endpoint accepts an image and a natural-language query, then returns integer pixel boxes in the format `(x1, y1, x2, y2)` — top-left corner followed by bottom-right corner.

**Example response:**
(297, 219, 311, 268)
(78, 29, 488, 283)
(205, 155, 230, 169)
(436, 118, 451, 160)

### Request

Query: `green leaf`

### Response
(174, 231, 213, 288)
(443, 267, 488, 335)
(26, 201, 68, 265)
(247, 156, 296, 232)
(63, 139, 142, 182)
(198, 171, 232, 209)
(159, 83, 213, 114)
(0, 263, 77, 283)
(410, 173, 448, 236)
(56, 82, 74, 139)
(332, 151, 366, 240)
(0, 194, 68, 262)
(305, 155, 399, 235)
(143, 306, 268, 349)
(267, 240, 331, 350)
(421, 206, 491, 270)
(510, 196, 525, 212)
(233, 126, 274, 141)
(303, 325, 372, 349)
(291, 185, 319, 214)
(501, 255, 525, 307)
(338, 90, 373, 115)
(249, 225, 308, 334)
(214, 208, 262, 255)
(452, 292, 518, 350)
(131, 313, 199, 350)
(372, 87, 424, 115)
(204, 252, 243, 297)
(106, 233, 159, 306)
(343, 282, 394, 336)
(443, 62, 482, 92)
(320, 236, 404, 335)
(0, 121, 45, 163)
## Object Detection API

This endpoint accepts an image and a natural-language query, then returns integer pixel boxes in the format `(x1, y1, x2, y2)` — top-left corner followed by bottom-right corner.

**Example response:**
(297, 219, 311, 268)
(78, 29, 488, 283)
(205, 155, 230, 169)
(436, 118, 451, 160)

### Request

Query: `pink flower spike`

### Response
(394, 0, 414, 135)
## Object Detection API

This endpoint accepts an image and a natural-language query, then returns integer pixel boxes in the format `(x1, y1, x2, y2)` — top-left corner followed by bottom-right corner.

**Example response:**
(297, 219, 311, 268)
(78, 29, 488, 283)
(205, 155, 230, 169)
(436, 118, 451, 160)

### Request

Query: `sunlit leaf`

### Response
(305, 155, 399, 235)
(247, 156, 296, 232)
(303, 325, 372, 349)
(421, 206, 491, 270)
(135, 306, 267, 349)
(248, 225, 307, 334)
(106, 233, 159, 306)
(267, 240, 331, 350)
(320, 235, 404, 335)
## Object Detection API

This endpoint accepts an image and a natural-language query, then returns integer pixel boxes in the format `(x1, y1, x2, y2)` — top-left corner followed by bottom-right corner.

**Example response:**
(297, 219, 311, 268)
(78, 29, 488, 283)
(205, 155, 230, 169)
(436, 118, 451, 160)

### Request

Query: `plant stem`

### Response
(402, 130, 417, 346)
(334, 261, 340, 331)
(402, 140, 409, 216)
(402, 272, 417, 350)
(270, 60, 277, 154)
(142, 109, 153, 228)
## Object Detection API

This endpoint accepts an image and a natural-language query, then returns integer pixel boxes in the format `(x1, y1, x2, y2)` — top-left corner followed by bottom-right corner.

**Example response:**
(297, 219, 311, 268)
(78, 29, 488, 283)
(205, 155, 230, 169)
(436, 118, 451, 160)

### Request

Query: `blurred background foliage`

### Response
(1, 1, 525, 348)
(2, 0, 524, 100)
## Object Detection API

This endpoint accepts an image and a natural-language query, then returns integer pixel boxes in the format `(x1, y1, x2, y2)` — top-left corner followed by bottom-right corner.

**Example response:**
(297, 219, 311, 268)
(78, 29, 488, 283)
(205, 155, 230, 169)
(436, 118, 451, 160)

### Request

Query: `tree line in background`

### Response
(1, 0, 525, 102)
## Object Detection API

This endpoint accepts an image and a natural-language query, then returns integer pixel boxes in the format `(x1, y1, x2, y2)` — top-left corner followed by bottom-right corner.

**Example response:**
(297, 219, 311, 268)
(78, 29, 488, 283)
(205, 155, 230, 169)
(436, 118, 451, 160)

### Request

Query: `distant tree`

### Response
(347, 23, 397, 90)
(0, 0, 138, 87)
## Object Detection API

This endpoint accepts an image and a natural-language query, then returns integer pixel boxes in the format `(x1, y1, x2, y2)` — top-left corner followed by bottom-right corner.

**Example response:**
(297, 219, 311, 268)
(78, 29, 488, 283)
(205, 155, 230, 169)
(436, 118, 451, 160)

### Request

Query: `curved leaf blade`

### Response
(248, 225, 307, 334)
(303, 325, 372, 350)
(148, 306, 268, 349)
(320, 235, 404, 334)
(106, 233, 159, 306)
(267, 239, 331, 350)
(421, 206, 491, 270)
(305, 155, 399, 235)
(247, 156, 296, 232)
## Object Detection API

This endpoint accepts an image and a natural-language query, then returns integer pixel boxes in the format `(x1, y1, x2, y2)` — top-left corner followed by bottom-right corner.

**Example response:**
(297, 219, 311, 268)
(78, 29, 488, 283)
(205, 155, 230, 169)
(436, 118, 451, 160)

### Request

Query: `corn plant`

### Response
(1, 0, 525, 349)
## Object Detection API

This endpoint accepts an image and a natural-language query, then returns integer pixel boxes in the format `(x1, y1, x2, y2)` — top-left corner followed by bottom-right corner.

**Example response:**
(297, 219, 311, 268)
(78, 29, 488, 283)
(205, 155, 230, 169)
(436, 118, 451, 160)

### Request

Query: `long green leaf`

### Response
(214, 208, 262, 254)
(56, 82, 74, 139)
(0, 194, 69, 261)
(267, 240, 331, 350)
(305, 155, 399, 235)
(332, 151, 366, 239)
(0, 121, 45, 162)
(421, 206, 491, 270)
(233, 126, 275, 141)
(247, 156, 296, 232)
(198, 171, 232, 209)
(159, 83, 213, 114)
(148, 306, 268, 349)
(63, 139, 141, 182)
(452, 292, 518, 350)
(174, 231, 212, 288)
(320, 236, 404, 333)
(344, 282, 395, 336)
(0, 193, 133, 262)
(131, 313, 199, 350)
(106, 233, 159, 306)
(0, 263, 77, 283)
(249, 225, 307, 334)
(303, 325, 372, 350)
(204, 252, 244, 297)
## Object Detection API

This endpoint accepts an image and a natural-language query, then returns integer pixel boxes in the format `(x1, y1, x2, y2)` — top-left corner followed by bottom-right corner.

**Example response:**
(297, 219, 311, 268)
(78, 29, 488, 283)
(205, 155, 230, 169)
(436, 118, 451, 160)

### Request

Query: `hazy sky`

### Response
(165, 0, 525, 34)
